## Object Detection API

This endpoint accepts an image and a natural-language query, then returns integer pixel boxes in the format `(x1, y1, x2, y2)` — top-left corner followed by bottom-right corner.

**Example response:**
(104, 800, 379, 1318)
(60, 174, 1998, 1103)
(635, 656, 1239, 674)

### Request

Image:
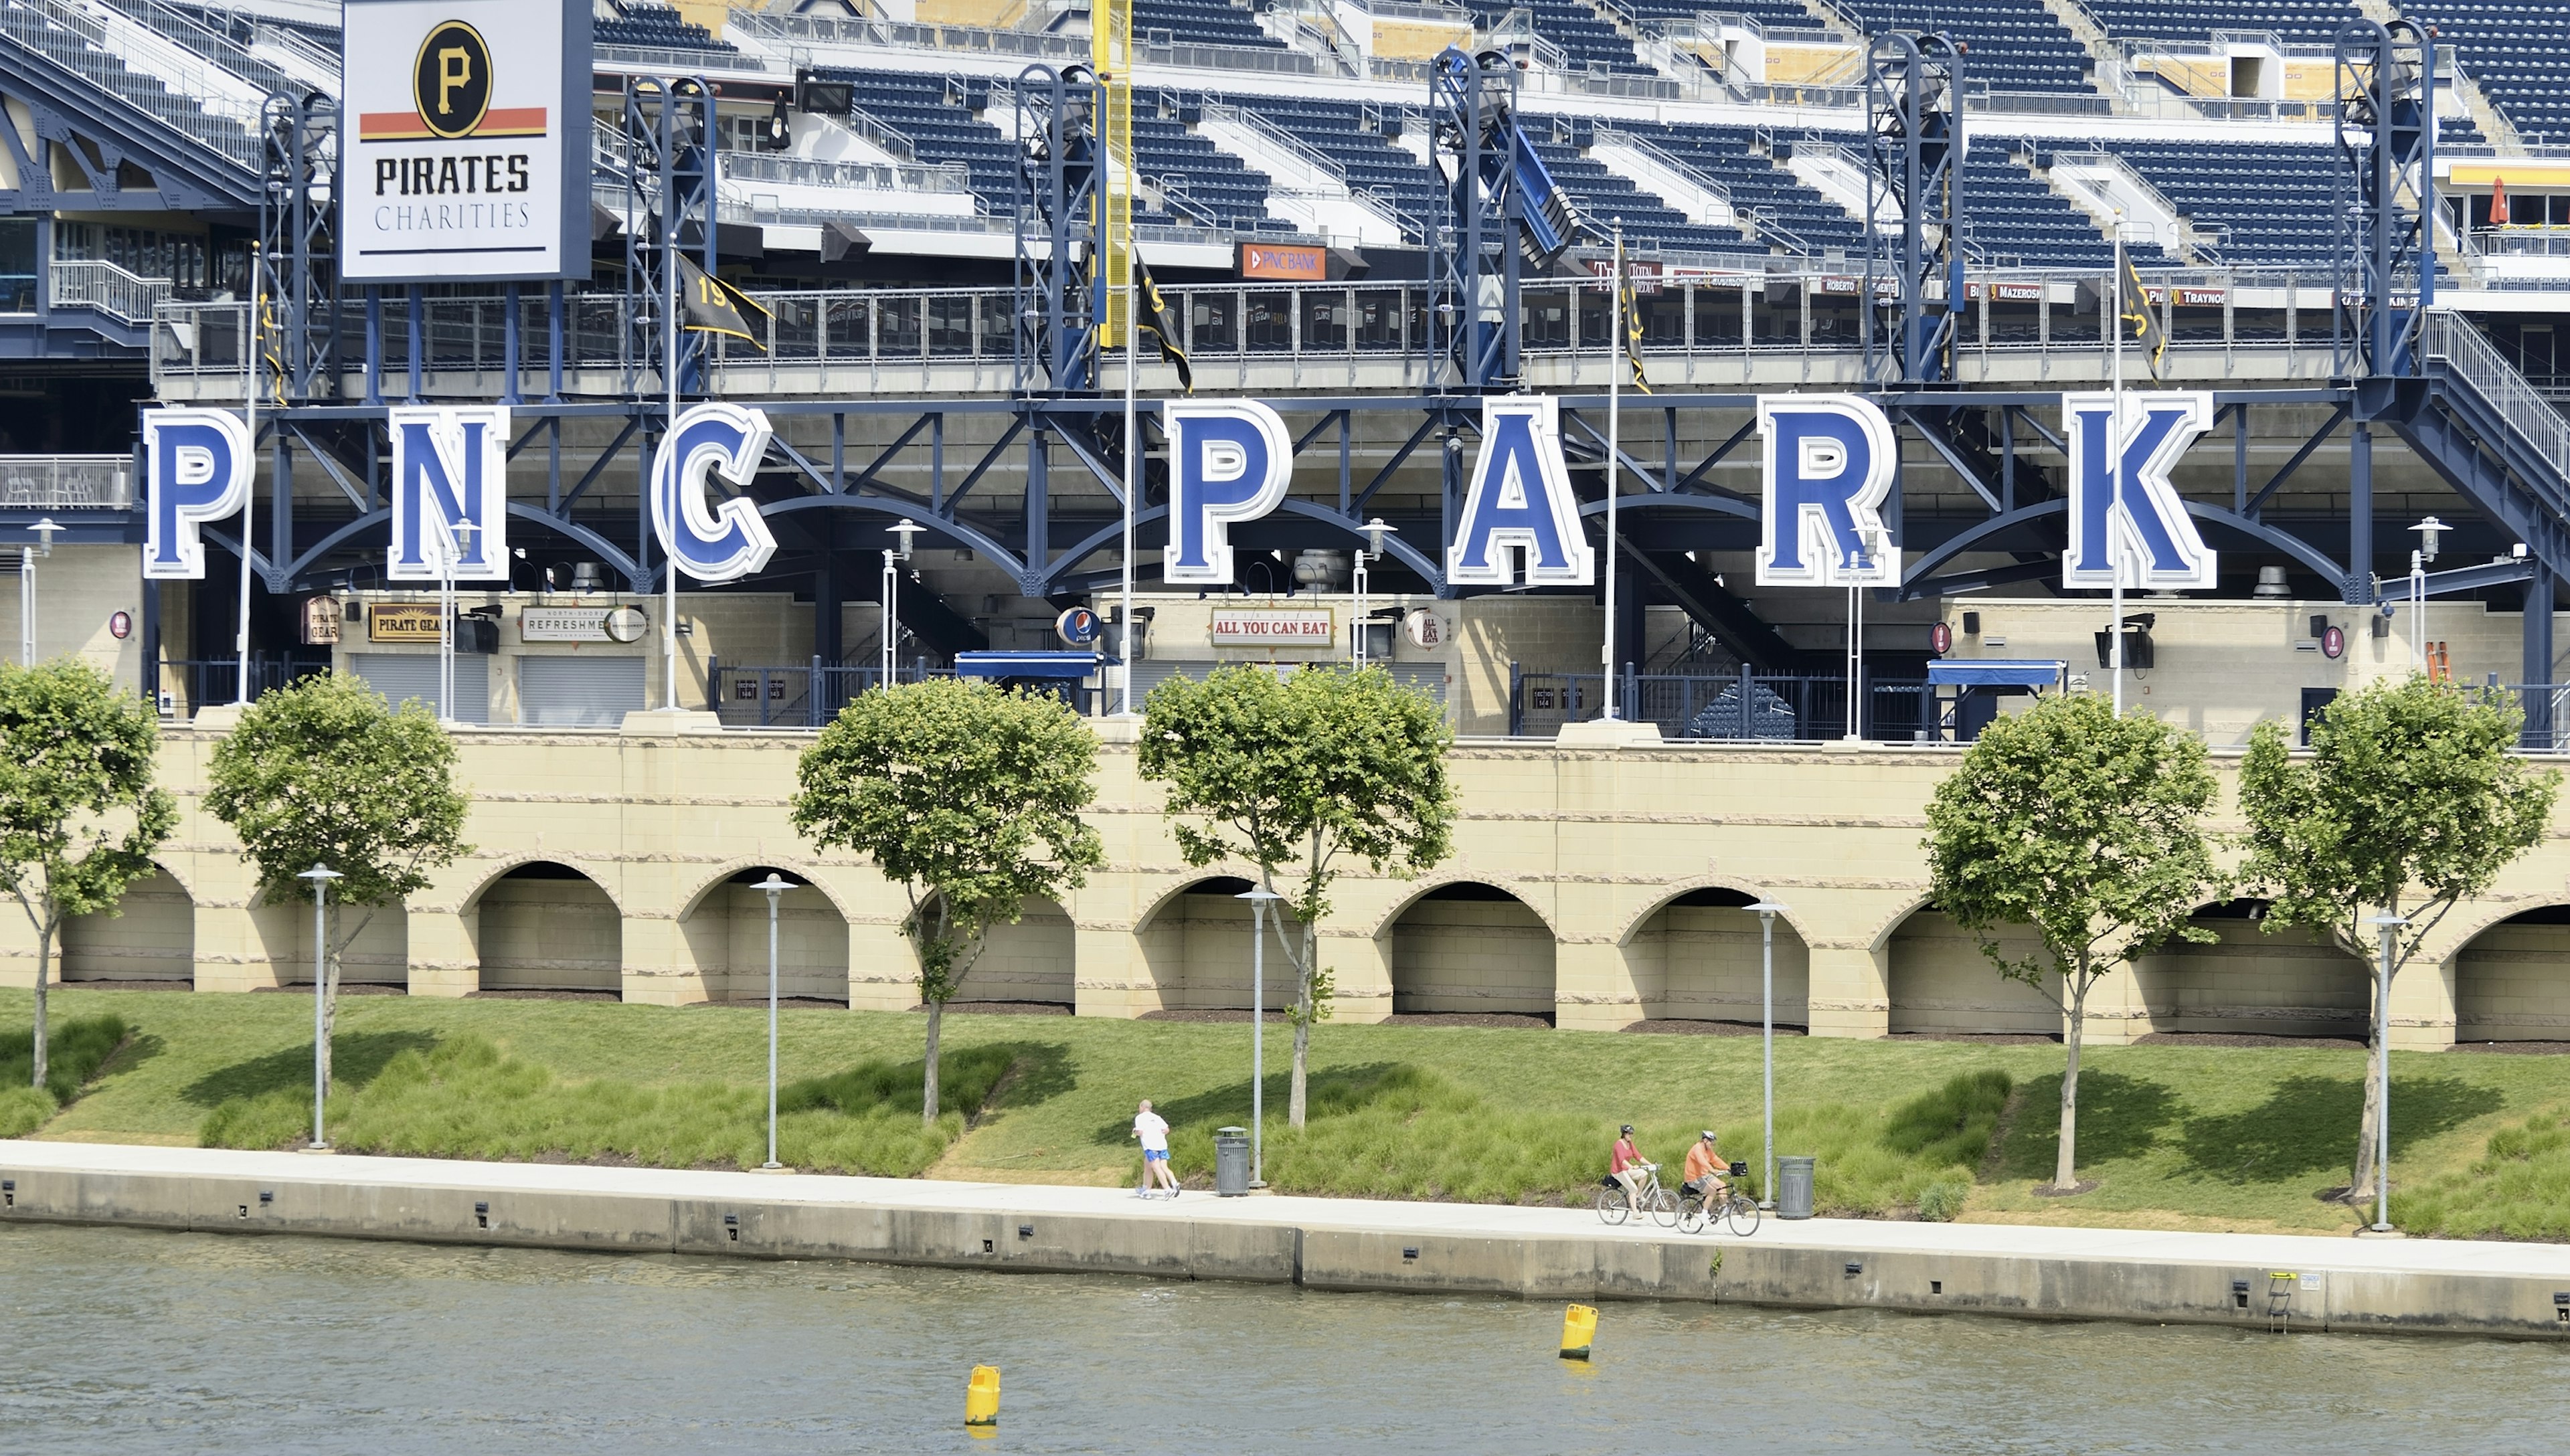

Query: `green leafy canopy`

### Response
(790, 678, 1104, 1003)
(2239, 676, 2559, 965)
(204, 674, 470, 910)
(1923, 691, 2224, 994)
(0, 659, 175, 924)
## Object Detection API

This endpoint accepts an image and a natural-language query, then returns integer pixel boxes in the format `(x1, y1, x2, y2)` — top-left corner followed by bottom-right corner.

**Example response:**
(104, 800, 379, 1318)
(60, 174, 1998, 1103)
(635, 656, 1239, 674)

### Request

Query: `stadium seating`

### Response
(1135, 107, 1279, 231)
(1619, 0, 1821, 30)
(1966, 143, 2171, 269)
(596, 2, 741, 56)
(1532, 139, 1753, 254)
(2403, 2, 2570, 146)
(2109, 140, 2341, 266)
(1630, 123, 1867, 256)
(1136, 0, 1284, 50)
(2076, 0, 2361, 45)
(1464, 0, 1652, 74)
(1230, 97, 1446, 236)
(1826, 0, 2093, 92)
(810, 70, 1019, 211)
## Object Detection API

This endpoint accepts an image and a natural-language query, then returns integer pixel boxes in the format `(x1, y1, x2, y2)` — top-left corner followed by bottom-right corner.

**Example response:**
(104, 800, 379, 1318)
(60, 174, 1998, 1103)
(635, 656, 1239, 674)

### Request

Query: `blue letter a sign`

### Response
(1448, 395, 1592, 586)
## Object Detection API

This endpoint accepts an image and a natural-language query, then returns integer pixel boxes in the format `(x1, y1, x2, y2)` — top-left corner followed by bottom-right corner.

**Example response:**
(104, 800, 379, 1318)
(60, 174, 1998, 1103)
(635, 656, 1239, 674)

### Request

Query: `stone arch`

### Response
(2456, 903, 2570, 1042)
(2130, 898, 2369, 1039)
(471, 860, 623, 996)
(60, 860, 195, 985)
(1611, 878, 1810, 949)
(1369, 873, 1561, 942)
(674, 859, 855, 923)
(1622, 885, 1810, 1028)
(1389, 881, 1557, 1020)
(679, 864, 854, 1004)
(942, 891, 1076, 1007)
(459, 854, 628, 917)
(1863, 891, 1937, 958)
(1133, 875, 1260, 1011)
(1883, 899, 2059, 1036)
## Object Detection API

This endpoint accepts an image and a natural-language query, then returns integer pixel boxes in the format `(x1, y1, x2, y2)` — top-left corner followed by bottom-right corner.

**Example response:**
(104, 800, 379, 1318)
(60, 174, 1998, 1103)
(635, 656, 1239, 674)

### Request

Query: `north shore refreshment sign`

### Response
(341, 0, 591, 282)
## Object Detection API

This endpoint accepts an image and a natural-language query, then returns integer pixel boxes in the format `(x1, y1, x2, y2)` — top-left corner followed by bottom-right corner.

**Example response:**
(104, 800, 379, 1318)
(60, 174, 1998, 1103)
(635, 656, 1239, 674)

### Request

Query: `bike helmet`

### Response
(1620, 1123, 1634, 1135)
(1701, 1130, 1717, 1142)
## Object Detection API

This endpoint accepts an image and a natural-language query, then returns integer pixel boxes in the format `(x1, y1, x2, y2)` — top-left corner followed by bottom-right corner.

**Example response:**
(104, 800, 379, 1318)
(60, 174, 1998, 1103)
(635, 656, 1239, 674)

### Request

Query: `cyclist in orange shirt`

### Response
(1681, 1130, 1728, 1204)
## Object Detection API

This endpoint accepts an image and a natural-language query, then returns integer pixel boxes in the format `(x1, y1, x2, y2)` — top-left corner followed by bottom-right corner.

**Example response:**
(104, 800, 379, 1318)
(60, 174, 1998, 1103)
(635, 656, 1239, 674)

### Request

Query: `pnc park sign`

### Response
(143, 393, 2220, 593)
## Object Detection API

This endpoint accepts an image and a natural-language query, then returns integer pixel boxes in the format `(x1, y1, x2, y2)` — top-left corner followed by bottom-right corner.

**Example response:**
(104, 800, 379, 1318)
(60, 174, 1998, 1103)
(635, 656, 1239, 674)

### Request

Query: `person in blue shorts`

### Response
(1133, 1099, 1180, 1198)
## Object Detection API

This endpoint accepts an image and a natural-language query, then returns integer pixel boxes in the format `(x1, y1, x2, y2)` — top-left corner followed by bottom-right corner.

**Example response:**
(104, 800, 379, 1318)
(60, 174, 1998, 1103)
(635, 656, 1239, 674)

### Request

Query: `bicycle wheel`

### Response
(1725, 1194, 1762, 1237)
(1647, 1186, 1681, 1227)
(1594, 1184, 1630, 1225)
(1677, 1194, 1707, 1235)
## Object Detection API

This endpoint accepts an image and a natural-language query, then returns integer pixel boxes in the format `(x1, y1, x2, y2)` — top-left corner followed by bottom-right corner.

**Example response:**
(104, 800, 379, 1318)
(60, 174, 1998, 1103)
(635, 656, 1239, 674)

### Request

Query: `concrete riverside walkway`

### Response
(7, 1140, 2570, 1338)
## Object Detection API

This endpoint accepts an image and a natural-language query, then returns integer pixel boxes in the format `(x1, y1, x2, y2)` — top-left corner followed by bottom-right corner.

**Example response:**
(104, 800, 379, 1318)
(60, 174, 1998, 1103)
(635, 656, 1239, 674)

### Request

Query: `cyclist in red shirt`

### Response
(1609, 1124, 1650, 1213)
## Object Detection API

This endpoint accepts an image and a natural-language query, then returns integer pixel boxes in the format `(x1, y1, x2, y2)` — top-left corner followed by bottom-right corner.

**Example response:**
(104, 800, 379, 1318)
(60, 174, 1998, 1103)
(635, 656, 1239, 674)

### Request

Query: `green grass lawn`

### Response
(11, 988, 2570, 1236)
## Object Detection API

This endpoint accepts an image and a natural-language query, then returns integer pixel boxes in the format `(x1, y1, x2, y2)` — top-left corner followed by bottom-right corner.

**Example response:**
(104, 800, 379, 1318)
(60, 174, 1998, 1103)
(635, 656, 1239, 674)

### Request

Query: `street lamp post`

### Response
(297, 864, 341, 1151)
(753, 873, 797, 1172)
(2409, 516, 2448, 671)
(1237, 885, 1283, 1186)
(432, 517, 477, 725)
(1351, 518, 1394, 668)
(2367, 912, 2407, 1232)
(21, 517, 60, 666)
(1747, 900, 1788, 1206)
(881, 520, 922, 688)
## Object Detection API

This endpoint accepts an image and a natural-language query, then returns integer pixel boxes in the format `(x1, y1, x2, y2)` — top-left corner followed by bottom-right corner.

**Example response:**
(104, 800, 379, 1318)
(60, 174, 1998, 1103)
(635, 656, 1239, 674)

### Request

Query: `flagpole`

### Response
(1119, 248, 1138, 715)
(2110, 211, 2126, 718)
(1601, 223, 1622, 721)
(662, 90, 681, 712)
(238, 242, 258, 705)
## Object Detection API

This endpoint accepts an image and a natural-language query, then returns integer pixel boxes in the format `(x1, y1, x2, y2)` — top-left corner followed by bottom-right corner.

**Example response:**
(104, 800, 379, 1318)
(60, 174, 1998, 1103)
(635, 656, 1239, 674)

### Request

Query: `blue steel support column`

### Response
(2528, 565, 2556, 748)
(547, 280, 566, 402)
(406, 285, 424, 401)
(363, 287, 383, 406)
(501, 282, 522, 405)
(2346, 421, 2375, 604)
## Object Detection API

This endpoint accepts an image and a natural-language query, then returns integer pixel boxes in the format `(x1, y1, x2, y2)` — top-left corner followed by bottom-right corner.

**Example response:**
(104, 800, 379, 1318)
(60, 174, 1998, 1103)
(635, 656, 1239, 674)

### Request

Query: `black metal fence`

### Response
(162, 654, 331, 715)
(708, 658, 946, 727)
(1511, 665, 1932, 742)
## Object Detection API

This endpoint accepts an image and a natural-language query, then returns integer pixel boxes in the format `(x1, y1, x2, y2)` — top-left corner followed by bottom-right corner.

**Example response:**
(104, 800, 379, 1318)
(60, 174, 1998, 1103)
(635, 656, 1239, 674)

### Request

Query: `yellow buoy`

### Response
(965, 1364, 1001, 1431)
(1559, 1303, 1598, 1360)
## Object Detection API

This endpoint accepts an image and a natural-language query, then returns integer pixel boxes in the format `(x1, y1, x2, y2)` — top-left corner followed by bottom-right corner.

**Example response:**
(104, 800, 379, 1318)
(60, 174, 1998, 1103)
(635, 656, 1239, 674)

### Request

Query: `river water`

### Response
(3, 1222, 2564, 1454)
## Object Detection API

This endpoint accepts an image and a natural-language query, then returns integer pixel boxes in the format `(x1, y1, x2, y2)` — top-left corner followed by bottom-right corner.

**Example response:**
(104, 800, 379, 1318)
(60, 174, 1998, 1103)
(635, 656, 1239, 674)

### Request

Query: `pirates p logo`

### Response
(414, 20, 493, 140)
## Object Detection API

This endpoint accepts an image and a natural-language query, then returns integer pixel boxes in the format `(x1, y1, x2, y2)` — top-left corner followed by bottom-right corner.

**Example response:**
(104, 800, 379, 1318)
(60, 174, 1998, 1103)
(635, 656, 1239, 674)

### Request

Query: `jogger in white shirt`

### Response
(1132, 1099, 1181, 1198)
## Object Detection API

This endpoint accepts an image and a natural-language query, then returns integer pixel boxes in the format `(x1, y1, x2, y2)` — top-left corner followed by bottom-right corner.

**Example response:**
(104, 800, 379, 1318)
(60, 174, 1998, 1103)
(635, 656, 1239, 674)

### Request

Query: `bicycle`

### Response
(1676, 1161, 1762, 1237)
(1592, 1162, 1677, 1226)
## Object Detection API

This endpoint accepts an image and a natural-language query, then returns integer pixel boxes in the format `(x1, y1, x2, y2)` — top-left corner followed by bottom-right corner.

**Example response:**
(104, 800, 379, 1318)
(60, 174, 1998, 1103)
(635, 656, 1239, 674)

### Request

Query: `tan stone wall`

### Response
(2132, 919, 2369, 1038)
(0, 544, 145, 687)
(11, 723, 2570, 1050)
(2457, 921, 2570, 1041)
(59, 867, 192, 982)
(952, 897, 1074, 1005)
(1391, 895, 1555, 1014)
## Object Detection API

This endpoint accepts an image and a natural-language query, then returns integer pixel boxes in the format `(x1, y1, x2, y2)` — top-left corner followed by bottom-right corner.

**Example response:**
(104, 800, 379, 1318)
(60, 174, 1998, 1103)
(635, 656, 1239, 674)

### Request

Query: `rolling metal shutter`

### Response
(518, 655, 646, 727)
(350, 653, 489, 725)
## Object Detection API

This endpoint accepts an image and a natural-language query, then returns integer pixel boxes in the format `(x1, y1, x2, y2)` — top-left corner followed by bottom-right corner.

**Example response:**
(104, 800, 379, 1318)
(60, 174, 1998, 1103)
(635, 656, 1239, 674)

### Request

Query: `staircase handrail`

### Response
(0, 0, 260, 168)
(1199, 98, 1347, 185)
(2419, 307, 2570, 478)
(100, 0, 296, 98)
(49, 257, 171, 325)
(1592, 124, 1736, 211)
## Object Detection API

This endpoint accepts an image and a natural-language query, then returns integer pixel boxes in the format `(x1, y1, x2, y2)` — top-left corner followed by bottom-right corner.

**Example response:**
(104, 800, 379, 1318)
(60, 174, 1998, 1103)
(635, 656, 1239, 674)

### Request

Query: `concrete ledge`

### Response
(9, 1144, 2570, 1338)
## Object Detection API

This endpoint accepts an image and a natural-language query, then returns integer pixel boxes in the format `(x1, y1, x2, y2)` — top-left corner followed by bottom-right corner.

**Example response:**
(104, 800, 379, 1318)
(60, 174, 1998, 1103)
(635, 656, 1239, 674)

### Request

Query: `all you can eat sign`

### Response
(1208, 608, 1336, 648)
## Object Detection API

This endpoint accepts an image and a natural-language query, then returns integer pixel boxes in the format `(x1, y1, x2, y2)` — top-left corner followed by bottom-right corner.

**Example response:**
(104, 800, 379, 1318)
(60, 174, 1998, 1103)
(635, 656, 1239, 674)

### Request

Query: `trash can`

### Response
(1214, 1126, 1252, 1196)
(1776, 1156, 1816, 1220)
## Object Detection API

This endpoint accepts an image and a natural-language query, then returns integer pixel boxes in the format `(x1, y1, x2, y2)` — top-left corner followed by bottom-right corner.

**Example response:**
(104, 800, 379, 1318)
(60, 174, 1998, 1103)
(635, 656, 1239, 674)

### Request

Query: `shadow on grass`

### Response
(778, 1041, 1037, 1121)
(181, 1030, 438, 1109)
(1097, 1062, 1413, 1150)
(1996, 1070, 2185, 1180)
(2173, 1073, 2504, 1184)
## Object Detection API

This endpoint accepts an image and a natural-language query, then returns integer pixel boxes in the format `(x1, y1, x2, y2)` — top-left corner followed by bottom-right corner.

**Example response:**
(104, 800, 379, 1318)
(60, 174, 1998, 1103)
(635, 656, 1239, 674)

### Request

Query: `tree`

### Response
(792, 678, 1102, 1123)
(205, 674, 469, 1099)
(1140, 664, 1454, 1128)
(1923, 691, 2222, 1192)
(2239, 676, 2558, 1200)
(0, 661, 175, 1091)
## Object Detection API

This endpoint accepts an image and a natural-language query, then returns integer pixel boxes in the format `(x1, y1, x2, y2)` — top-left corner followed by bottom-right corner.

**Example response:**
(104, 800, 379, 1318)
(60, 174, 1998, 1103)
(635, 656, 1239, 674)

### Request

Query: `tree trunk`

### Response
(2053, 963, 2088, 1192)
(922, 998, 944, 1125)
(2350, 1044, 2381, 1202)
(317, 899, 341, 1098)
(1289, 915, 1316, 1129)
(28, 917, 52, 1091)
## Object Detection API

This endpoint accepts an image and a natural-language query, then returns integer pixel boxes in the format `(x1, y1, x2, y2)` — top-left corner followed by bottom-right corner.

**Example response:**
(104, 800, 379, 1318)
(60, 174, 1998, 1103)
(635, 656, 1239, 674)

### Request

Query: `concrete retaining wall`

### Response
(9, 1156, 2570, 1340)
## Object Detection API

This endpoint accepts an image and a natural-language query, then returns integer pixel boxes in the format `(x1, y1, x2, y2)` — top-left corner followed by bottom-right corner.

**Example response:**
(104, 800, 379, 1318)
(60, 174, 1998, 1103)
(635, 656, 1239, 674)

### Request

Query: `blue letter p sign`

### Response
(651, 402, 778, 584)
(1164, 399, 1291, 585)
(144, 407, 252, 580)
(1755, 394, 1897, 587)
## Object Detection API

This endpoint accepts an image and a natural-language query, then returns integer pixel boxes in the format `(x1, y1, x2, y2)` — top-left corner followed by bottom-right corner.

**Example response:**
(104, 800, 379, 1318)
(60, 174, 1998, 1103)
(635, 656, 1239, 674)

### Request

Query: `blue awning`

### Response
(954, 650, 1115, 680)
(1926, 659, 2066, 689)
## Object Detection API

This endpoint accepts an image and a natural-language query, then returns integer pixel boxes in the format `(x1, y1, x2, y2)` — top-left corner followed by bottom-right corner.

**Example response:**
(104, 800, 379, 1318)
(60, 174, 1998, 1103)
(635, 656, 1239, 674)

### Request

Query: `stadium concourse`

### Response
(8, 1, 2570, 1030)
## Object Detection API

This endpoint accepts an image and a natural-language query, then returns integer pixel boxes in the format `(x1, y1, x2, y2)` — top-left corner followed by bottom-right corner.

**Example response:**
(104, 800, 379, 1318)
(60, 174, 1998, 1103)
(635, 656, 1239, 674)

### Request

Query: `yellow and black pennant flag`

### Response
(1134, 258, 1193, 393)
(1616, 245, 1650, 395)
(2117, 250, 2168, 379)
(677, 254, 772, 350)
(256, 291, 286, 406)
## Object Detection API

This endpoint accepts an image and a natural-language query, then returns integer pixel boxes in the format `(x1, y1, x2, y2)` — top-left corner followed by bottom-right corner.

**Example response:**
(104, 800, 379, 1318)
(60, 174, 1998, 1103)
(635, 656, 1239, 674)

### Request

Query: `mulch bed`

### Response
(2132, 1031, 2367, 1051)
(687, 996, 853, 1012)
(60, 980, 197, 993)
(465, 988, 621, 1002)
(1380, 1012, 1555, 1029)
(1885, 1030, 2063, 1045)
(1622, 1018, 1809, 1036)
(912, 1000, 1074, 1016)
(256, 982, 408, 996)
(2453, 1040, 2570, 1055)
(1137, 1008, 1292, 1023)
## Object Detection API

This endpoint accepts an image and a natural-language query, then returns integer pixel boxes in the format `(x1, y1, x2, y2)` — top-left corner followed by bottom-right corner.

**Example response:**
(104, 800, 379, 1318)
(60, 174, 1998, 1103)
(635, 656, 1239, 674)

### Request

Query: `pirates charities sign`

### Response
(340, 0, 591, 282)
